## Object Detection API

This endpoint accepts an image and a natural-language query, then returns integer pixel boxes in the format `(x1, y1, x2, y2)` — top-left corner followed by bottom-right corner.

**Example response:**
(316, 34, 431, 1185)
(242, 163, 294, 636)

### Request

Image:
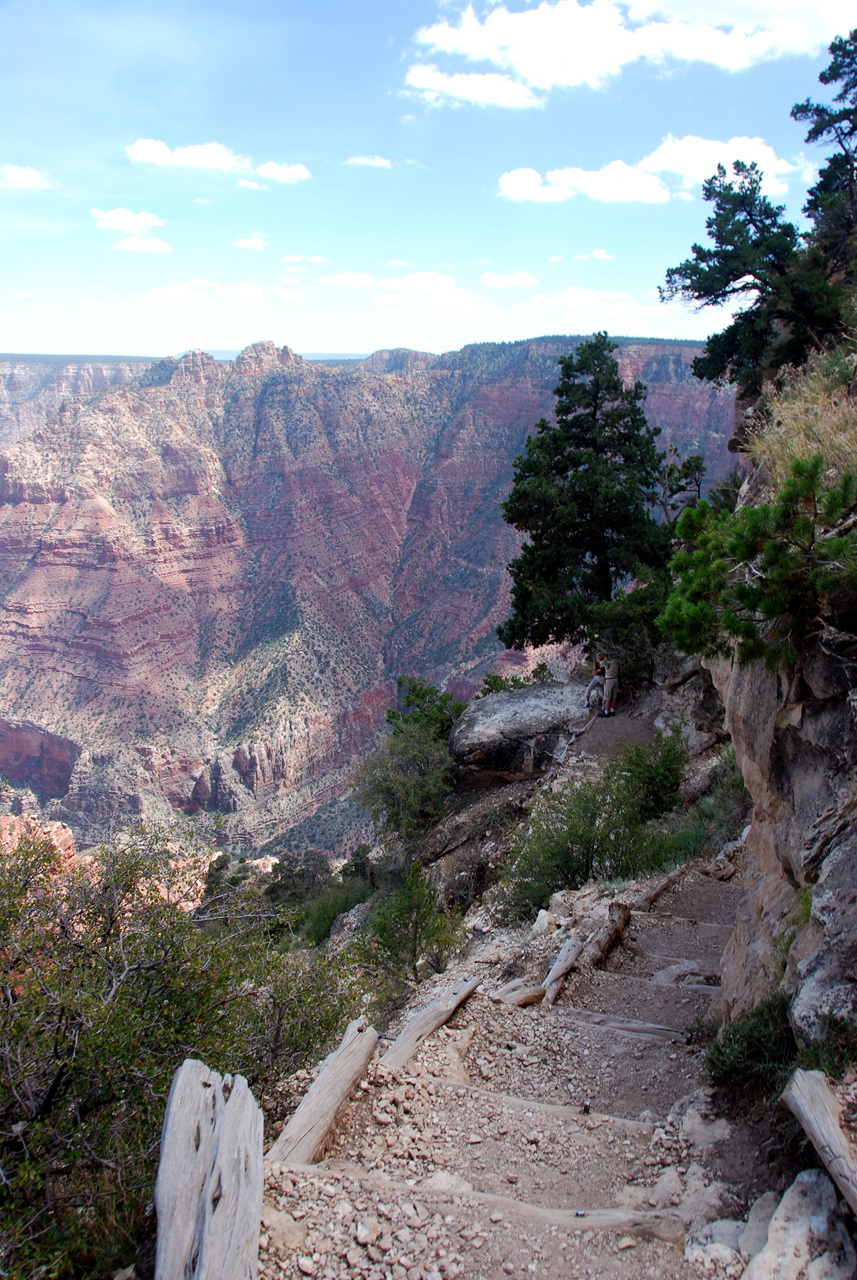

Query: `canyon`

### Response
(0, 337, 735, 856)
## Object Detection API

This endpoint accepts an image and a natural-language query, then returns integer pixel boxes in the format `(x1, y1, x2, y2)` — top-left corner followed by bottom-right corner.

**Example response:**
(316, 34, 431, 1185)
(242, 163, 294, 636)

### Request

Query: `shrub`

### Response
(660, 454, 857, 668)
(0, 823, 361, 1279)
(706, 993, 797, 1096)
(476, 662, 555, 698)
(302, 876, 373, 944)
(352, 718, 455, 840)
(386, 676, 466, 742)
(356, 862, 463, 990)
(612, 724, 689, 822)
(503, 729, 691, 919)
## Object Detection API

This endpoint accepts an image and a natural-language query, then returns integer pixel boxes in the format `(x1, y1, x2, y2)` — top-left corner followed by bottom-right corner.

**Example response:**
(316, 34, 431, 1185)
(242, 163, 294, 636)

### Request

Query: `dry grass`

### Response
(748, 344, 857, 494)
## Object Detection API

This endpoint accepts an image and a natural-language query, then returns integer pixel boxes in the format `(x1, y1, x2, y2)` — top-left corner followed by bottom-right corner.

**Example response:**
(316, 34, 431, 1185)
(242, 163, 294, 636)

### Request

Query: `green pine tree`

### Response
(497, 332, 669, 651)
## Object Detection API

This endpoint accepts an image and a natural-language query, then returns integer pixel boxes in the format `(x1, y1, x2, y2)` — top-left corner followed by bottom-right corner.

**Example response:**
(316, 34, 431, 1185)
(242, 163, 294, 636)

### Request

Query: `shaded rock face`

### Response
(0, 719, 81, 799)
(0, 355, 155, 445)
(0, 337, 733, 853)
(450, 684, 588, 775)
(710, 611, 857, 1041)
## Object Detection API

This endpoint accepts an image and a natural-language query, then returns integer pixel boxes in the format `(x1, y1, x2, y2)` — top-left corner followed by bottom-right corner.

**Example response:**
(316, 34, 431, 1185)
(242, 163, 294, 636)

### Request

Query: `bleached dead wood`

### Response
(268, 1019, 378, 1166)
(154, 1059, 263, 1280)
(381, 975, 481, 1071)
(577, 901, 632, 968)
(781, 1068, 857, 1216)
(490, 977, 547, 1006)
(542, 936, 587, 1006)
(631, 863, 688, 912)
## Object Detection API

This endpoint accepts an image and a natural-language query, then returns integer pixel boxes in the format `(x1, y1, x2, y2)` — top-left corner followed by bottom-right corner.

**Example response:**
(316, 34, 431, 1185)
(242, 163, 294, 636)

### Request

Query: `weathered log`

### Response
(542, 936, 587, 1006)
(154, 1059, 263, 1280)
(267, 1018, 378, 1166)
(577, 901, 632, 969)
(492, 979, 547, 1007)
(382, 975, 481, 1071)
(632, 863, 688, 913)
(781, 1068, 857, 1216)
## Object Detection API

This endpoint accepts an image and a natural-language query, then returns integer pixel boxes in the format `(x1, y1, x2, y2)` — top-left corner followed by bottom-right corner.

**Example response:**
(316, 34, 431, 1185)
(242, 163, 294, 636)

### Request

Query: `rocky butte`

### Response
(0, 337, 734, 856)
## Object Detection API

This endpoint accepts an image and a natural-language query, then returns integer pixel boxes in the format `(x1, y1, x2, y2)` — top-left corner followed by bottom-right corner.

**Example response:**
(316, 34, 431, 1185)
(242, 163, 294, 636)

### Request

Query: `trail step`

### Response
(561, 1005, 688, 1043)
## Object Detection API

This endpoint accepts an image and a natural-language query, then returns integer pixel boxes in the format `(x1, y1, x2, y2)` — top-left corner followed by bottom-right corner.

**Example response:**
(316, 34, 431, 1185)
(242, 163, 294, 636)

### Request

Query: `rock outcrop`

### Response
(711, 605, 857, 1040)
(450, 683, 588, 775)
(0, 337, 734, 854)
(0, 354, 156, 445)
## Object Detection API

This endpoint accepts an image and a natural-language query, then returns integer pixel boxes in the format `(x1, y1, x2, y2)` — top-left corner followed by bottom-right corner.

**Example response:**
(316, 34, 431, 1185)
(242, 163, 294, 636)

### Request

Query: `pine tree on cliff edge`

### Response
(497, 332, 669, 651)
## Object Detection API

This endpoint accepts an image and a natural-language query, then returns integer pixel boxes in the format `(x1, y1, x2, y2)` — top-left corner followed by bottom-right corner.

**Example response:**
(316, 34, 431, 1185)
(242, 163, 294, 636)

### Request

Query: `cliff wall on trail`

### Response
(711, 607, 857, 1041)
(0, 355, 157, 444)
(0, 337, 735, 856)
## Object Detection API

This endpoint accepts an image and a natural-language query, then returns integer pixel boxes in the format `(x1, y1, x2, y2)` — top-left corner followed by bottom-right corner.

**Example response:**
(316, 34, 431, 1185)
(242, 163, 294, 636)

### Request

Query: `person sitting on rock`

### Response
(583, 653, 606, 709)
(601, 656, 619, 717)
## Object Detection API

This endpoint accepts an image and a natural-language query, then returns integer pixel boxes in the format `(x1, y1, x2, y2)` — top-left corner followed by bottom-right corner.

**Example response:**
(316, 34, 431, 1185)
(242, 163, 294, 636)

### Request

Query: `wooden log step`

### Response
(781, 1068, 857, 1216)
(273, 1160, 685, 1244)
(430, 1079, 654, 1134)
(267, 1018, 378, 1165)
(562, 1005, 688, 1043)
(381, 975, 481, 1070)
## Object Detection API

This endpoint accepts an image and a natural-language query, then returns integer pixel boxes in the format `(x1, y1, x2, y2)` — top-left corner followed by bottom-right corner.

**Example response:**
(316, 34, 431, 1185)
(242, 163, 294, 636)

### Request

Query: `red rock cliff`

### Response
(0, 337, 734, 854)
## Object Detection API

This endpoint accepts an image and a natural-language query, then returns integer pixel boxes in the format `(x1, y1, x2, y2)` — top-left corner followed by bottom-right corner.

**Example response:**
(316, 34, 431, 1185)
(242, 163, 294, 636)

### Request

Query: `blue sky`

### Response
(1, 0, 852, 356)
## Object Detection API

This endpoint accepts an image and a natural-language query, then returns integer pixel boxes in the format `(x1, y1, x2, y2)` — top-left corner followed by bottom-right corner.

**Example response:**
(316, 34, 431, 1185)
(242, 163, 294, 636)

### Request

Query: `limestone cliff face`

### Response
(0, 337, 734, 854)
(0, 355, 156, 445)
(710, 607, 857, 1042)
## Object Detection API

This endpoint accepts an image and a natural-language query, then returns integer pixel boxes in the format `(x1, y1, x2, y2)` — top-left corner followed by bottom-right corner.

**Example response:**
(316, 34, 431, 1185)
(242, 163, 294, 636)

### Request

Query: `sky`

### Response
(1, 0, 853, 357)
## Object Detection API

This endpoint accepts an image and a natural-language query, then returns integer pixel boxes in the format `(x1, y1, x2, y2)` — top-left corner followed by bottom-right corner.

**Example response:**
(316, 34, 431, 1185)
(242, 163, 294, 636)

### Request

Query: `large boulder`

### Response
(449, 683, 587, 776)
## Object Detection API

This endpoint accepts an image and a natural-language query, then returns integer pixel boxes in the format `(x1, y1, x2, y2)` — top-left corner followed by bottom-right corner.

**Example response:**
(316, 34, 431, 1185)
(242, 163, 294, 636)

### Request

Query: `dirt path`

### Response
(257, 862, 786, 1280)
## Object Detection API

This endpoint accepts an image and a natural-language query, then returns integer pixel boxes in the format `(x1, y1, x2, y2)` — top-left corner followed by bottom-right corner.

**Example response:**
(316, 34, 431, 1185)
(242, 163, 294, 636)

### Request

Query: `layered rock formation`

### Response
(0, 337, 734, 855)
(712, 603, 857, 1040)
(0, 354, 156, 445)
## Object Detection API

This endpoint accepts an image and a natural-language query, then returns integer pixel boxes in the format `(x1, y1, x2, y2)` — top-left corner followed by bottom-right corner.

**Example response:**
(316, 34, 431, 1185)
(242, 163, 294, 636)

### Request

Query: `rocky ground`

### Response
(254, 860, 851, 1280)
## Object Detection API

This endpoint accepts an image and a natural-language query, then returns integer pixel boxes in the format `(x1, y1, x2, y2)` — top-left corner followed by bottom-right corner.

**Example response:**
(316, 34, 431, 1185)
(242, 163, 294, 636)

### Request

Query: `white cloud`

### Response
(405, 64, 540, 108)
(575, 248, 615, 260)
(500, 161, 669, 203)
(140, 279, 265, 311)
(193, 197, 213, 204)
(285, 265, 307, 274)
(318, 269, 500, 323)
(126, 140, 310, 185)
(256, 160, 311, 183)
(513, 282, 732, 339)
(548, 255, 564, 262)
(127, 138, 252, 172)
(273, 287, 310, 301)
(344, 155, 394, 168)
(14, 290, 34, 299)
(639, 133, 796, 196)
(115, 234, 172, 253)
(238, 178, 264, 189)
(480, 270, 537, 288)
(233, 233, 267, 250)
(0, 164, 52, 190)
(500, 133, 799, 205)
(410, 1, 847, 105)
(387, 259, 412, 266)
(307, 255, 330, 263)
(92, 206, 164, 235)
(282, 254, 304, 262)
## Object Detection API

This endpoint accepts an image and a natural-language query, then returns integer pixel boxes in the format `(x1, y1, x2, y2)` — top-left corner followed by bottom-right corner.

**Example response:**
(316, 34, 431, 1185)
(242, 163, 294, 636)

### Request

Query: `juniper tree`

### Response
(497, 332, 669, 653)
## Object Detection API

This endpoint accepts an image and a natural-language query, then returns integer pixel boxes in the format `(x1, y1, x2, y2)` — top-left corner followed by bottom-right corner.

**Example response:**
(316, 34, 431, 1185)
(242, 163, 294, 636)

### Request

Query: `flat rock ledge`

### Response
(450, 684, 587, 775)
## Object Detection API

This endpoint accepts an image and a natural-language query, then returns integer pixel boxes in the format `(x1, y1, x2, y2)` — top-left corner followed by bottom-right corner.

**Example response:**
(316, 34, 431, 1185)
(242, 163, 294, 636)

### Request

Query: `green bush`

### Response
(613, 724, 690, 822)
(0, 823, 362, 1279)
(475, 662, 554, 698)
(503, 729, 691, 918)
(386, 676, 466, 742)
(352, 717, 455, 840)
(356, 862, 463, 990)
(660, 454, 857, 668)
(706, 993, 797, 1096)
(302, 876, 373, 944)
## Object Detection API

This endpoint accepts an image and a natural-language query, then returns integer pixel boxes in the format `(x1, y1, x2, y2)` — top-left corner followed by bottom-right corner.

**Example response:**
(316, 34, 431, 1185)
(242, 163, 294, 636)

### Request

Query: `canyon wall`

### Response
(0, 336, 734, 855)
(0, 354, 156, 445)
(711, 601, 857, 1041)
